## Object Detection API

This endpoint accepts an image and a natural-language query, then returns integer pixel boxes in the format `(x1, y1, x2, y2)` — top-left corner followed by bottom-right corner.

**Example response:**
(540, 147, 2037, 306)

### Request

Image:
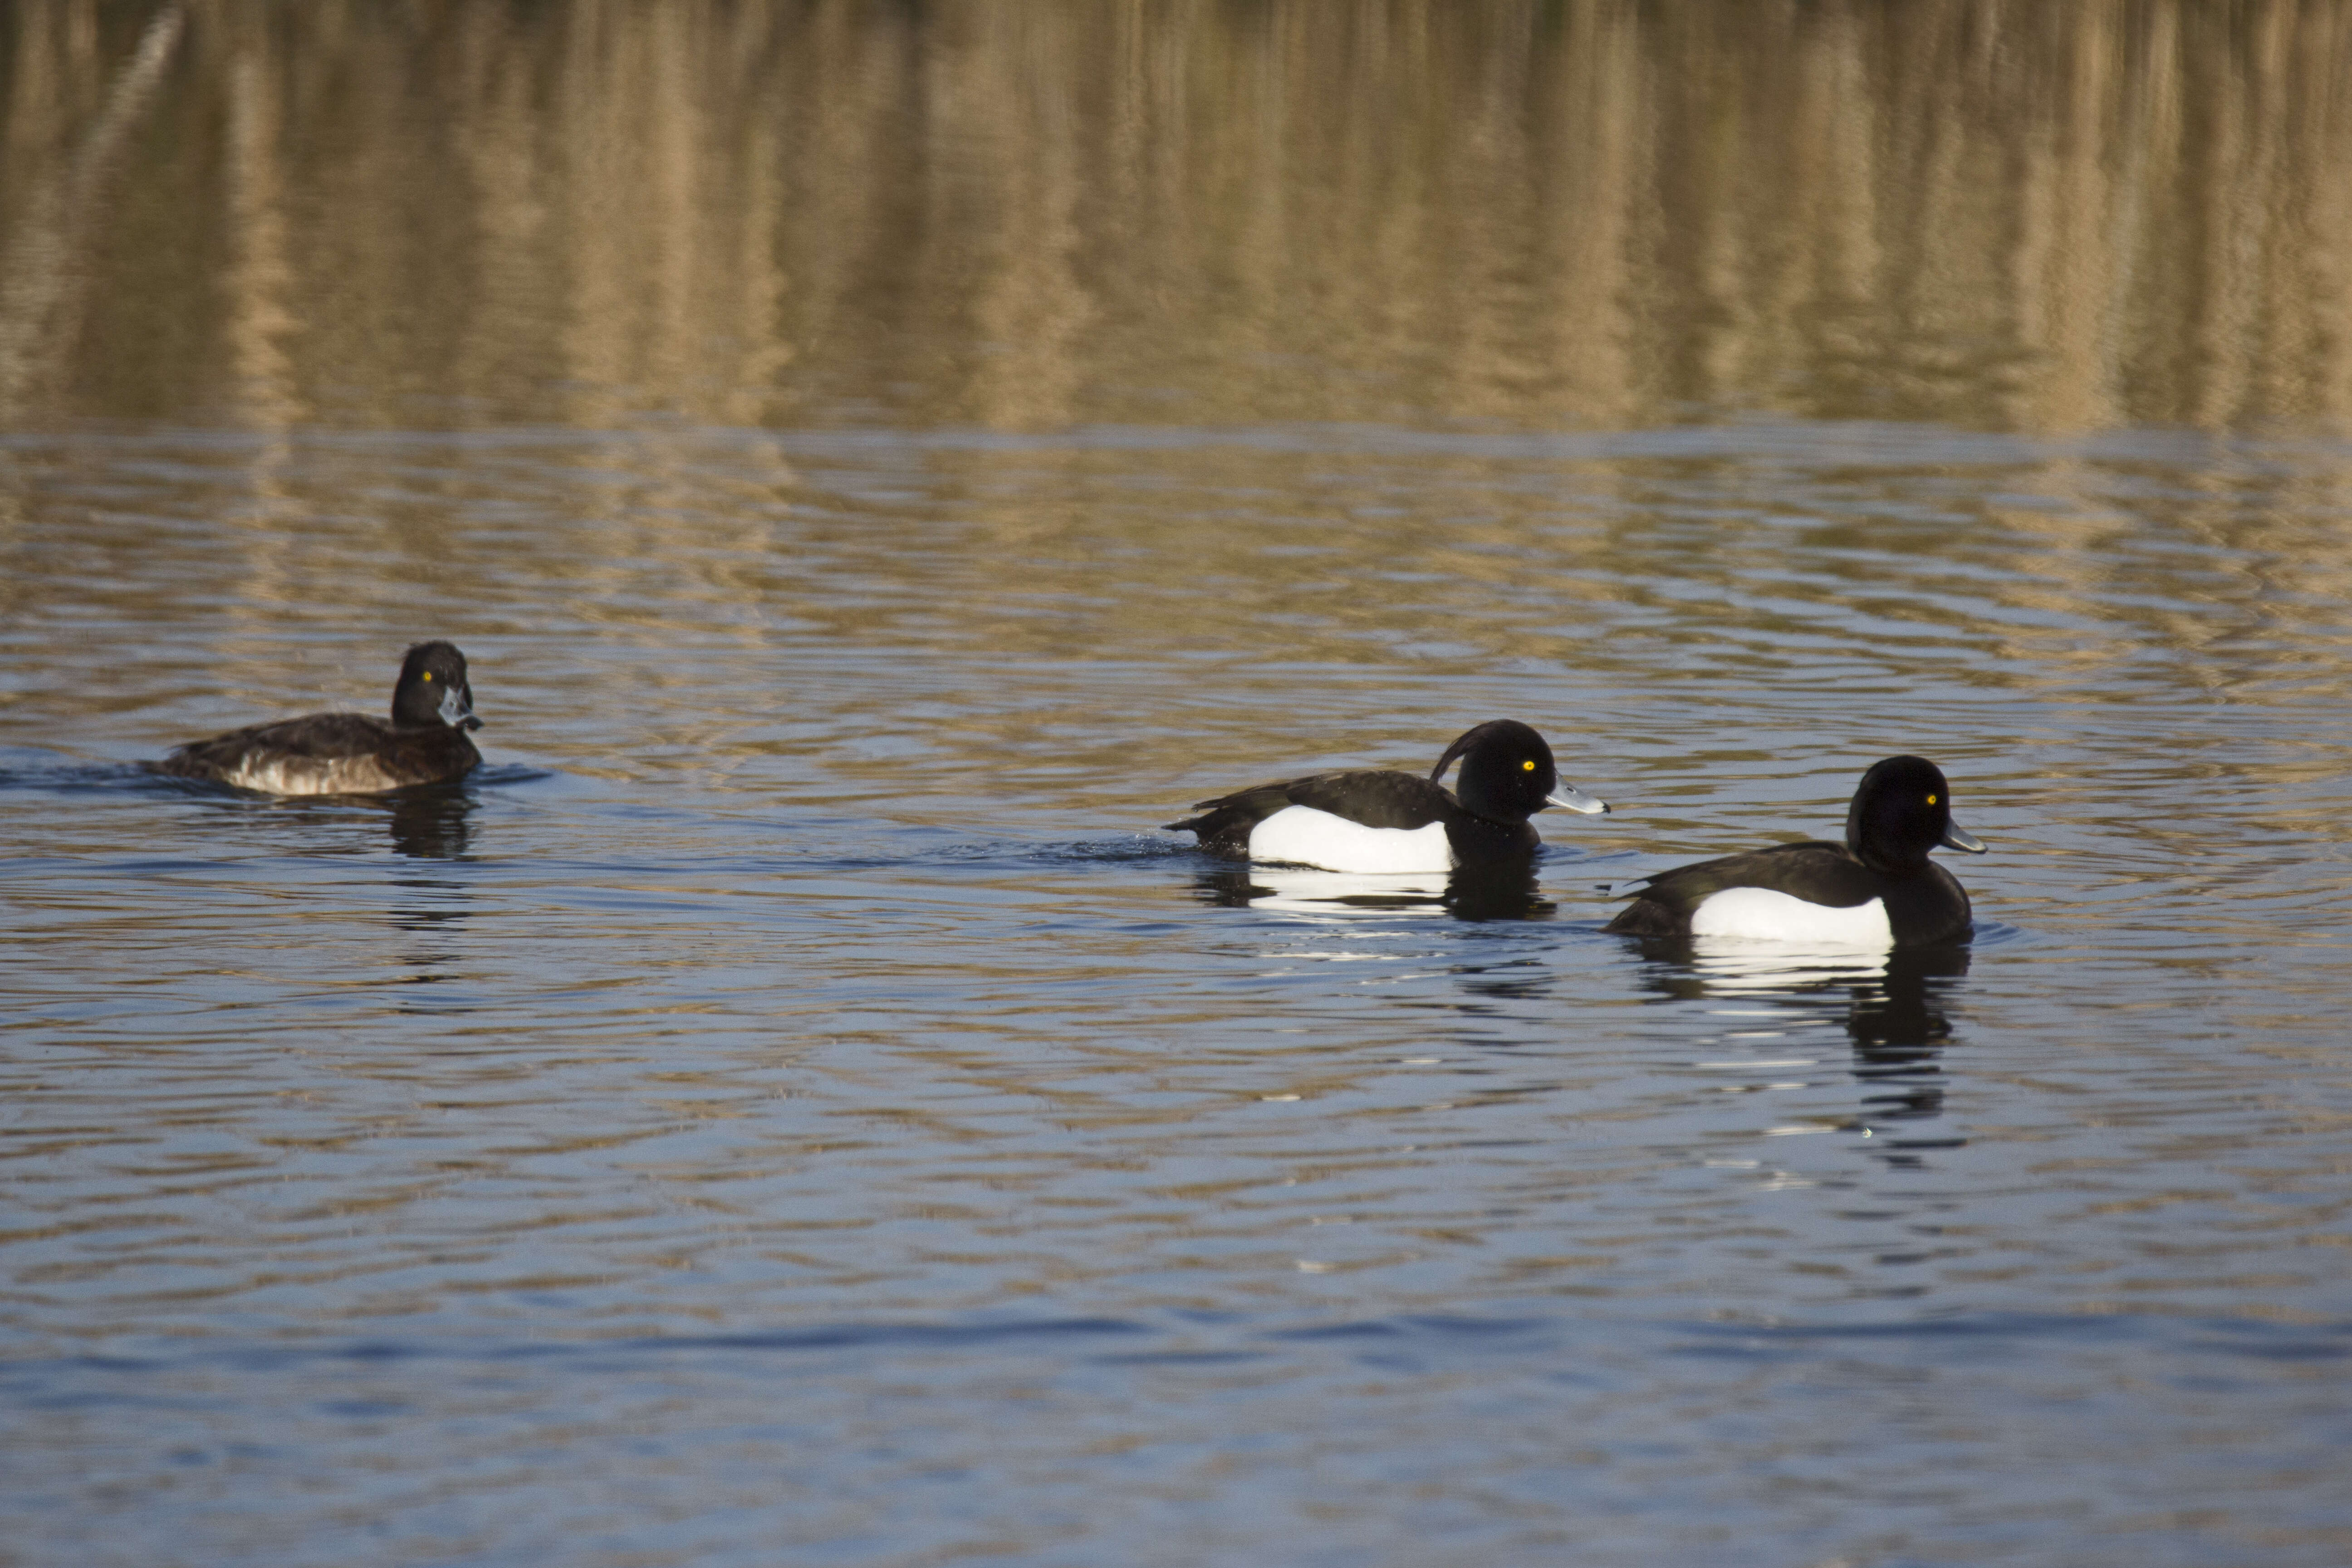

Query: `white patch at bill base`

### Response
(1248, 806, 1454, 873)
(1686, 886, 1893, 948)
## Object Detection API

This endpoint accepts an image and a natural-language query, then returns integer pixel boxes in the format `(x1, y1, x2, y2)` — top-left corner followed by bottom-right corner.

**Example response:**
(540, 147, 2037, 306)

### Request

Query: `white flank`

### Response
(1248, 806, 1454, 873)
(224, 755, 405, 796)
(1687, 887, 1893, 948)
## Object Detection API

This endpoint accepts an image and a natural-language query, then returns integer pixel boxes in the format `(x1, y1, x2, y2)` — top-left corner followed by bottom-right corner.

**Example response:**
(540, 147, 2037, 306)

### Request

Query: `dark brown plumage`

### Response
(152, 642, 484, 796)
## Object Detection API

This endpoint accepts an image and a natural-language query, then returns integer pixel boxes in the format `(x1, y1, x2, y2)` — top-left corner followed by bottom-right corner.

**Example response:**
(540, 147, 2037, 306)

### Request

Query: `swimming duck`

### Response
(1605, 755, 1984, 946)
(153, 641, 485, 796)
(1164, 720, 1608, 873)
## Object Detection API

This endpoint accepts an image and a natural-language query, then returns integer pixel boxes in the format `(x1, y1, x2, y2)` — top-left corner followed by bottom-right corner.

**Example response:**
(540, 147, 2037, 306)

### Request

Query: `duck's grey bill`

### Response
(441, 687, 484, 731)
(1547, 785, 1610, 816)
(1940, 821, 1986, 853)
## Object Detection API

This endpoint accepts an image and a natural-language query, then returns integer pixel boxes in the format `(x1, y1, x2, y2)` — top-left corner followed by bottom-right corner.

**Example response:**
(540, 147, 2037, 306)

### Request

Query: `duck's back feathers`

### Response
(156, 712, 480, 795)
(1163, 768, 1451, 852)
(1607, 842, 1872, 932)
(1606, 840, 1971, 946)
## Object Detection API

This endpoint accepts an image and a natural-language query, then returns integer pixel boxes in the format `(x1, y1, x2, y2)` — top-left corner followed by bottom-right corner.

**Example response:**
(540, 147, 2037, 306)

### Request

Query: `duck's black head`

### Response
(1429, 719, 1609, 823)
(391, 641, 483, 732)
(1845, 755, 1984, 872)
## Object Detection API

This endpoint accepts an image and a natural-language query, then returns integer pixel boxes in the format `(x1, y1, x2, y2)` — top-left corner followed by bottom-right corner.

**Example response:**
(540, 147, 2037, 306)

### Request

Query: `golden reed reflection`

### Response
(2, 0, 2350, 434)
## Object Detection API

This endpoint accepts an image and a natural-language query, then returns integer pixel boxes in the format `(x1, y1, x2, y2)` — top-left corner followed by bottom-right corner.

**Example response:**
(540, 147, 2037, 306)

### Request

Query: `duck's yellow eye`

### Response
(421, 671, 433, 681)
(1522, 759, 1536, 772)
(1926, 793, 1938, 805)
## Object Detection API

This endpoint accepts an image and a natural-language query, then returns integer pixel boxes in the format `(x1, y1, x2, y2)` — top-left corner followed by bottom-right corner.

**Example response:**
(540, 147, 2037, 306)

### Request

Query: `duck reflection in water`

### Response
(1631, 937, 1970, 1156)
(383, 784, 475, 862)
(1192, 853, 1556, 922)
(154, 766, 478, 862)
(162, 780, 481, 999)
(381, 788, 480, 1011)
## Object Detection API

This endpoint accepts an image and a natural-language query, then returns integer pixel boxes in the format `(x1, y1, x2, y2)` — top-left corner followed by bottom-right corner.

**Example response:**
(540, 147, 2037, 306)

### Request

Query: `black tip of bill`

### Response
(440, 686, 485, 732)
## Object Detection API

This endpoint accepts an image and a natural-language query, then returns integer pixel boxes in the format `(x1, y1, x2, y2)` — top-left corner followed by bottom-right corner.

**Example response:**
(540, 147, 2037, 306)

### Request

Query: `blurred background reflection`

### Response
(4, 0, 2348, 438)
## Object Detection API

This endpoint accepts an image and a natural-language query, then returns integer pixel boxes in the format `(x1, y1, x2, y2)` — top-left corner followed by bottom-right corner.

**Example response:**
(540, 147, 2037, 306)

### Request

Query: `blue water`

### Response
(5, 421, 2351, 1564)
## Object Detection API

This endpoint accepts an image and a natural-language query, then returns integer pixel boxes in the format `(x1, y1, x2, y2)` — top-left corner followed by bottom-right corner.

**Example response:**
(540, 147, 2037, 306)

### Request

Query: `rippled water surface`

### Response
(7, 5, 2352, 1565)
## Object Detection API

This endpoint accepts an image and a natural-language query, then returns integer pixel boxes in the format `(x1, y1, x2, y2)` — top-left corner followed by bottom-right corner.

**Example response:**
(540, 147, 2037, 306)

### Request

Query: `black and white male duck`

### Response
(1164, 720, 1609, 873)
(1605, 755, 1985, 946)
(152, 641, 485, 795)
